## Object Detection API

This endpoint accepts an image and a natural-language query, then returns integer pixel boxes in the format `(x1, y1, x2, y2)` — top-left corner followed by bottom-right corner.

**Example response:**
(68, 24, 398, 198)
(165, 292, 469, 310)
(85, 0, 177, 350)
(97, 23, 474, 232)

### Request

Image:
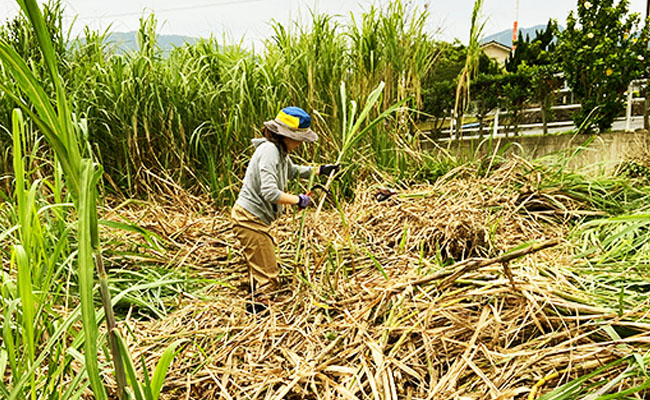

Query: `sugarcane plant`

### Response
(453, 0, 485, 137)
(0, 1, 121, 397)
(0, 0, 178, 398)
(314, 80, 407, 217)
(293, 80, 405, 277)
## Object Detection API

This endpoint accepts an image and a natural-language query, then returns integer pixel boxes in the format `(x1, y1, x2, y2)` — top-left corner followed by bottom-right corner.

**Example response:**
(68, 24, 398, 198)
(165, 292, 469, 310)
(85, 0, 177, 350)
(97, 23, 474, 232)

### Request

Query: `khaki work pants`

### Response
(231, 204, 279, 292)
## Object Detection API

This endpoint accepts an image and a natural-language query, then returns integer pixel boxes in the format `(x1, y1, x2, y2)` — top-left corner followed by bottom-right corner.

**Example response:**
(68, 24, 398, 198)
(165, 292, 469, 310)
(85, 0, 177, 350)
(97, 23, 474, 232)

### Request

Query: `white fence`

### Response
(439, 79, 648, 139)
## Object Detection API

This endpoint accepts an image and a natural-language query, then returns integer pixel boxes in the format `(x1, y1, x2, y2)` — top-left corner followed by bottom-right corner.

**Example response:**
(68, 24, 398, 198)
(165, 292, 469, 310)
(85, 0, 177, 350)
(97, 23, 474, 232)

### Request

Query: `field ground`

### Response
(99, 158, 650, 399)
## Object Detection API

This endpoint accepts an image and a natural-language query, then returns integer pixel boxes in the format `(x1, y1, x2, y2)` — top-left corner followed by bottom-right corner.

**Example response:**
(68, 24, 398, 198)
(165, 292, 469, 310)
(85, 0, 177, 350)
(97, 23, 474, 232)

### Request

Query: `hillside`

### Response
(482, 24, 562, 46)
(106, 31, 198, 53)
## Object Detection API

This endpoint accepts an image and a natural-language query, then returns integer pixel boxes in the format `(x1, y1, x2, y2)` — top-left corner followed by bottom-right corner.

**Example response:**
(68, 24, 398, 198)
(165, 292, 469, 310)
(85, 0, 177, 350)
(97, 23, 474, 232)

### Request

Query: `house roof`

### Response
(480, 40, 512, 52)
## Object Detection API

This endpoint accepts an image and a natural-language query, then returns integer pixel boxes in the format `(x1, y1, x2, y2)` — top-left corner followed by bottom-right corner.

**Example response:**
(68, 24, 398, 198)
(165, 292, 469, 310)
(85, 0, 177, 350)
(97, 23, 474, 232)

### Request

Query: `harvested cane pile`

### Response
(104, 158, 650, 399)
(289, 157, 575, 261)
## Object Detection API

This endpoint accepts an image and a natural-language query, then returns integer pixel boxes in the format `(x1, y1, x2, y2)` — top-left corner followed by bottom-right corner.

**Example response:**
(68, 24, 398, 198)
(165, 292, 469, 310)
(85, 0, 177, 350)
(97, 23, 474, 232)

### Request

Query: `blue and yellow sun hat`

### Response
(264, 107, 318, 143)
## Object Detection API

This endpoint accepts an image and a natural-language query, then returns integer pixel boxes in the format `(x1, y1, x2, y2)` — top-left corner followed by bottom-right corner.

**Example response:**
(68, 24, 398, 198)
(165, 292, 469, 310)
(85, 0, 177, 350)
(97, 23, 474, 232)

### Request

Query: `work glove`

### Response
(297, 194, 311, 209)
(319, 164, 340, 177)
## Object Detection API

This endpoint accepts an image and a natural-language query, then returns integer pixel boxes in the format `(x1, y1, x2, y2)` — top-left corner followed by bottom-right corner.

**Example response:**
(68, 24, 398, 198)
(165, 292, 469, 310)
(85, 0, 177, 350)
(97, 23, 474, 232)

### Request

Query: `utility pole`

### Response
(512, 0, 519, 51)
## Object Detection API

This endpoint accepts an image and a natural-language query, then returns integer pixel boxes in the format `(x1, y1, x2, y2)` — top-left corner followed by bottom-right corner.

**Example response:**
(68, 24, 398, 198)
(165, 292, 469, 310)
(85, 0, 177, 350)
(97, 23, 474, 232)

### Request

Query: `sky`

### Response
(0, 0, 648, 46)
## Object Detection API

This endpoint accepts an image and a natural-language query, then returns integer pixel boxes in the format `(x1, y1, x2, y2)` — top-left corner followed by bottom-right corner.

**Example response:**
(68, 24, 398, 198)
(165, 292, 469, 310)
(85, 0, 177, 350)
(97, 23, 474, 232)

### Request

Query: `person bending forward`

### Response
(231, 106, 339, 296)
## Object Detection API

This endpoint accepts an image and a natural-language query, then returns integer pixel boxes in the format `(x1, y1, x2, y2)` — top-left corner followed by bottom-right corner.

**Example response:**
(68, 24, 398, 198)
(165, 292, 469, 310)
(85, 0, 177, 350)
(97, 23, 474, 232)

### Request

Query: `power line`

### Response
(73, 0, 265, 20)
(63, 0, 79, 15)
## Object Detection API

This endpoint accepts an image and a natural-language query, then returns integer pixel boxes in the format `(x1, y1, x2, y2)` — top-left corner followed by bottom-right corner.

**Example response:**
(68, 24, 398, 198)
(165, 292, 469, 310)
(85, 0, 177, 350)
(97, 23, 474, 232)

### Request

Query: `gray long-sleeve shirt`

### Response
(235, 138, 312, 226)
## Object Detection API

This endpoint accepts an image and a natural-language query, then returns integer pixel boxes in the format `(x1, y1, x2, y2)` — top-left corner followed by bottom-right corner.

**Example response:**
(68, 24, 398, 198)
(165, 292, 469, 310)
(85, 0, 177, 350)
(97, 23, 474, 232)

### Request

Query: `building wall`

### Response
(442, 131, 650, 175)
(482, 45, 511, 66)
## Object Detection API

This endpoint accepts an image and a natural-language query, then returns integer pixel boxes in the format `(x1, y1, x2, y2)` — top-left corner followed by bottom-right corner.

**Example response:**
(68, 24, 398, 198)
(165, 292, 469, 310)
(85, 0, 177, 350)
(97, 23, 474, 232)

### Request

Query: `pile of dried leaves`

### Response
(102, 158, 649, 399)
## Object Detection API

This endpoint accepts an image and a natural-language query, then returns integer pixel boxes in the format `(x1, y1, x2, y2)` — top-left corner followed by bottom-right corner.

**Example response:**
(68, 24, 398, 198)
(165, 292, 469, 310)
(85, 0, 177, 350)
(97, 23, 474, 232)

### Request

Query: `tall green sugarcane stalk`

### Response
(11, 110, 37, 399)
(1, 0, 127, 397)
(295, 81, 403, 279)
(313, 81, 406, 219)
(453, 0, 485, 138)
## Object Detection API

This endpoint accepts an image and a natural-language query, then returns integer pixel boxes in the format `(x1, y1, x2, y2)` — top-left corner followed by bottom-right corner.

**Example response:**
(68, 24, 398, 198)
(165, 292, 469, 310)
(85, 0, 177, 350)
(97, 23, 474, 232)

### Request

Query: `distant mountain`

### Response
(481, 24, 563, 47)
(106, 31, 198, 53)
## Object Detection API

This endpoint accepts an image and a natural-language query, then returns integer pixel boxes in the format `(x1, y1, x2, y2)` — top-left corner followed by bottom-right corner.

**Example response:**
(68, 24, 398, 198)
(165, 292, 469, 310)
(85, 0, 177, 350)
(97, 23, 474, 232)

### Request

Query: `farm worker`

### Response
(231, 106, 339, 298)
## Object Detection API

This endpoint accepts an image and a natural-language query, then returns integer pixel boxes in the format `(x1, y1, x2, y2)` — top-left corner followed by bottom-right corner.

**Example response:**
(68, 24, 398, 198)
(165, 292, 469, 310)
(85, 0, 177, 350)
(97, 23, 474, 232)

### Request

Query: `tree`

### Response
(420, 42, 498, 138)
(472, 73, 500, 136)
(421, 80, 456, 138)
(529, 64, 564, 134)
(506, 19, 558, 73)
(505, 20, 563, 134)
(501, 69, 533, 136)
(420, 41, 464, 138)
(557, 0, 649, 132)
(424, 40, 466, 84)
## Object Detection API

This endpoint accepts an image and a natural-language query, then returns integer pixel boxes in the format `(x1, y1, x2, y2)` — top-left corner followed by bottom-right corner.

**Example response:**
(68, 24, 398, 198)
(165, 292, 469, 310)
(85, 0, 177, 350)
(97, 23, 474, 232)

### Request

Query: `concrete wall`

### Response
(441, 131, 650, 175)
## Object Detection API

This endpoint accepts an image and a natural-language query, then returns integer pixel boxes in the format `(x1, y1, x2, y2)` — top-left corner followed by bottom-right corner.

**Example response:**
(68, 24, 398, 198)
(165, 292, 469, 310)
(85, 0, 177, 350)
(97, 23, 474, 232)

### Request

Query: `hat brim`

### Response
(264, 120, 318, 143)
